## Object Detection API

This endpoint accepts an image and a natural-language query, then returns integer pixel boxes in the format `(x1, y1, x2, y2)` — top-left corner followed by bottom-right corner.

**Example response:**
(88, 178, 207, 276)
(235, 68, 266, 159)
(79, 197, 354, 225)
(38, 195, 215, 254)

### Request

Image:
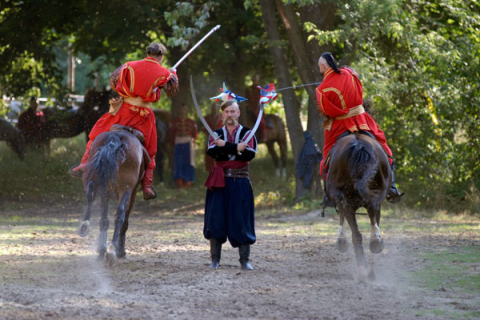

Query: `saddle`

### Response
(109, 125, 150, 167)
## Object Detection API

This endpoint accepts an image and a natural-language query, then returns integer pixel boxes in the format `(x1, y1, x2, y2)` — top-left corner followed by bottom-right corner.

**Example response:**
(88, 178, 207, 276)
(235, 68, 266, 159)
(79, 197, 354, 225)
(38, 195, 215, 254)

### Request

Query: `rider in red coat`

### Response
(316, 52, 402, 203)
(70, 42, 179, 200)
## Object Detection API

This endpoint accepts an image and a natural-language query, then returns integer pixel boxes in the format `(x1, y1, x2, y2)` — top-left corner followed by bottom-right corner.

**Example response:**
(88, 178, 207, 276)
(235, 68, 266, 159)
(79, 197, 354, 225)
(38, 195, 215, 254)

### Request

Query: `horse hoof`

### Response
(116, 250, 126, 259)
(336, 237, 348, 253)
(78, 221, 90, 237)
(369, 238, 384, 254)
(106, 252, 116, 267)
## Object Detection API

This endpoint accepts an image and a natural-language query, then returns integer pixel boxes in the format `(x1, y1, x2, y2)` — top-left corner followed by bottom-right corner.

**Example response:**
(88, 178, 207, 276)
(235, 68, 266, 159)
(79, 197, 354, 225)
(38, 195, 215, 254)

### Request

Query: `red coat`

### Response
(86, 57, 175, 172)
(316, 68, 393, 177)
(167, 117, 198, 145)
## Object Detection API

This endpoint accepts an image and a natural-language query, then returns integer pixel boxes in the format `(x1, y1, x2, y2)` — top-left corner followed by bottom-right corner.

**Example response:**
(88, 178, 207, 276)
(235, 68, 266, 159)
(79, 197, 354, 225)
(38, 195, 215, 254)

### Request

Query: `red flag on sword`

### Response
(257, 83, 278, 104)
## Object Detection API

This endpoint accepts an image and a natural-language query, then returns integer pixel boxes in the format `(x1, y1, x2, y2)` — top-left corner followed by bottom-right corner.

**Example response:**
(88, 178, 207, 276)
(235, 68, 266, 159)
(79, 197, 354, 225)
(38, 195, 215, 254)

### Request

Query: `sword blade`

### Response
(190, 76, 219, 141)
(173, 25, 221, 69)
(243, 103, 264, 144)
(276, 82, 322, 92)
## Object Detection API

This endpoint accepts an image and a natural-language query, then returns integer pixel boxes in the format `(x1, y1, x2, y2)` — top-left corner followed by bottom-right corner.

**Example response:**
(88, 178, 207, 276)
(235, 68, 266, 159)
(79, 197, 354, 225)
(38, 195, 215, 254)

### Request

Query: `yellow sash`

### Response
(323, 105, 365, 130)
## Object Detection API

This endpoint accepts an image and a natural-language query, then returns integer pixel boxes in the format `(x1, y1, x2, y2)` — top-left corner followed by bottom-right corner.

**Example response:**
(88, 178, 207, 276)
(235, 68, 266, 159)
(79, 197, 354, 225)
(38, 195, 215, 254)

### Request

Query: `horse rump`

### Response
(84, 132, 126, 194)
(346, 136, 378, 202)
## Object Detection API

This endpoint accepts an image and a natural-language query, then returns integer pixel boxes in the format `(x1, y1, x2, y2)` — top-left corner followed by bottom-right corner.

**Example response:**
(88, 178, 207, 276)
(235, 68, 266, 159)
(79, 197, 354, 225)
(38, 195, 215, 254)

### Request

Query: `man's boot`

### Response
(142, 168, 157, 200)
(69, 150, 89, 178)
(239, 244, 253, 270)
(386, 165, 404, 203)
(209, 238, 222, 269)
(322, 181, 335, 208)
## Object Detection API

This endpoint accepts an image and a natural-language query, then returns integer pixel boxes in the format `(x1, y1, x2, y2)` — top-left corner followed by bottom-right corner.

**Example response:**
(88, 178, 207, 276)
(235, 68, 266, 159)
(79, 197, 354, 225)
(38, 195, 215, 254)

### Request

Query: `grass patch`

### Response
(409, 245, 480, 293)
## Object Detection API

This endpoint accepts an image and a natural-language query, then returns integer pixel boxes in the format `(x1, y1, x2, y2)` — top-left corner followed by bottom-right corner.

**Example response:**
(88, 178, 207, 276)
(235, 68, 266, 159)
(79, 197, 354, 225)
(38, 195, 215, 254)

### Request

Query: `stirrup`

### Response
(386, 187, 404, 203)
(322, 194, 336, 208)
(143, 186, 157, 200)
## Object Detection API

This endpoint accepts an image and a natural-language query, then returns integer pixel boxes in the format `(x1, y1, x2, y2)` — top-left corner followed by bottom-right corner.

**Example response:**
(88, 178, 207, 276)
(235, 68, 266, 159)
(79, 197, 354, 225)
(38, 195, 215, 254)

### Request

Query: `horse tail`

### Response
(348, 138, 378, 202)
(85, 133, 126, 195)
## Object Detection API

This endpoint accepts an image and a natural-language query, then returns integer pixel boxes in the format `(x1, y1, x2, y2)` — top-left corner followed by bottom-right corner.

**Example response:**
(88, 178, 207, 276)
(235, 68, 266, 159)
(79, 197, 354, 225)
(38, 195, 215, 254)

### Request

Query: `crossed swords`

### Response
(173, 24, 320, 147)
(190, 76, 262, 148)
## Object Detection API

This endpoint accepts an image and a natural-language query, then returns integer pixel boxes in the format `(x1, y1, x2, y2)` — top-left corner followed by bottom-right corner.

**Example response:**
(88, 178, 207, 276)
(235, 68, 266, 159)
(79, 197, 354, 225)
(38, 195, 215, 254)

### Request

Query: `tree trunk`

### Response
(275, 0, 324, 156)
(259, 0, 307, 200)
(299, 2, 337, 152)
(169, 46, 189, 118)
(67, 47, 75, 93)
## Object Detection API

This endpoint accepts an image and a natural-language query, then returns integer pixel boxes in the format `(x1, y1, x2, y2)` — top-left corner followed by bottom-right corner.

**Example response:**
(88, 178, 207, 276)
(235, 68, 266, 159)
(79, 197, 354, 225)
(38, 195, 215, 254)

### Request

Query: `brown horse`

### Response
(324, 132, 392, 279)
(244, 110, 288, 178)
(77, 126, 148, 265)
(81, 90, 171, 184)
(0, 117, 25, 159)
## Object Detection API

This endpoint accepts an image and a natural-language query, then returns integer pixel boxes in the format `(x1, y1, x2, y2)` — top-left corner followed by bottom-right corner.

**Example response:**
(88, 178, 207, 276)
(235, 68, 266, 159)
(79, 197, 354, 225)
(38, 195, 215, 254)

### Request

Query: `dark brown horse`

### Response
(0, 117, 25, 159)
(244, 110, 288, 178)
(324, 133, 392, 280)
(77, 126, 148, 265)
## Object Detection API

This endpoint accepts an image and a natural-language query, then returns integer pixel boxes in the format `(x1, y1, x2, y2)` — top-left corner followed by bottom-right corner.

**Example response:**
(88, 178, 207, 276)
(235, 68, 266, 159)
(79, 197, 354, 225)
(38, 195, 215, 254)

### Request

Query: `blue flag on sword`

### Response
(258, 83, 278, 104)
(210, 83, 247, 103)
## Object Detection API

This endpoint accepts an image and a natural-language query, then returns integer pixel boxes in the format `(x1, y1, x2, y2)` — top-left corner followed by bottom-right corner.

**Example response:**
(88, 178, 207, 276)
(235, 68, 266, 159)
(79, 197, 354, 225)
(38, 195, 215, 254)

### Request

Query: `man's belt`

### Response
(323, 105, 365, 130)
(124, 96, 153, 109)
(108, 96, 153, 115)
(224, 167, 249, 178)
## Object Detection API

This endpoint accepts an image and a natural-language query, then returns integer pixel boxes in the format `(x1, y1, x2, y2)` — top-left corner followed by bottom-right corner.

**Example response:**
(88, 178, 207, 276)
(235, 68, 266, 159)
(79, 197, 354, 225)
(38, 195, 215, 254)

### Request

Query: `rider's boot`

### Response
(142, 168, 157, 200)
(69, 150, 89, 178)
(209, 238, 222, 269)
(386, 164, 404, 203)
(322, 180, 335, 208)
(239, 244, 254, 270)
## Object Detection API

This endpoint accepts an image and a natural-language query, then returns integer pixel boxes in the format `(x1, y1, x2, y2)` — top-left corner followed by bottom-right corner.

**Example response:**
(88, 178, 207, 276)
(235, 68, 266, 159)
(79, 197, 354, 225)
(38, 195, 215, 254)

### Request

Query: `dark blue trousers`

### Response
(204, 177, 256, 248)
(173, 142, 195, 182)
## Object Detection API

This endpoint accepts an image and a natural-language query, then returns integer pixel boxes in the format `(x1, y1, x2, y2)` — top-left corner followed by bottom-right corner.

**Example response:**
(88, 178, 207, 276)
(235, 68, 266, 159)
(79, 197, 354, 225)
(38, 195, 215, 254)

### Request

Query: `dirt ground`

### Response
(0, 199, 479, 320)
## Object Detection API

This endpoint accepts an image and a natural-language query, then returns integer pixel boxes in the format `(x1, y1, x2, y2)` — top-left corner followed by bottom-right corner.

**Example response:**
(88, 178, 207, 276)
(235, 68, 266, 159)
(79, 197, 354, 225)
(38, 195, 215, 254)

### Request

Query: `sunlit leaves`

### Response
(306, 0, 480, 205)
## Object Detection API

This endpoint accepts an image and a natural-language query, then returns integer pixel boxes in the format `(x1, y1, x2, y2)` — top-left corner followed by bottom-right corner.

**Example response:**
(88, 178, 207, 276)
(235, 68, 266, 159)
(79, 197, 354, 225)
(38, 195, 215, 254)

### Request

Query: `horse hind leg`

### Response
(78, 181, 95, 237)
(279, 140, 287, 179)
(336, 211, 348, 253)
(266, 142, 281, 177)
(117, 190, 137, 259)
(368, 205, 384, 254)
(107, 190, 132, 265)
(97, 195, 109, 259)
(342, 204, 366, 268)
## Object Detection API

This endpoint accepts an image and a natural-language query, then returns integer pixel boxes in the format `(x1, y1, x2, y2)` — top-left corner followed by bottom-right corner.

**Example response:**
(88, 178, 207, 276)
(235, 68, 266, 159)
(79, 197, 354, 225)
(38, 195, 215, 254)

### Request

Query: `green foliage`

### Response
(307, 0, 480, 209)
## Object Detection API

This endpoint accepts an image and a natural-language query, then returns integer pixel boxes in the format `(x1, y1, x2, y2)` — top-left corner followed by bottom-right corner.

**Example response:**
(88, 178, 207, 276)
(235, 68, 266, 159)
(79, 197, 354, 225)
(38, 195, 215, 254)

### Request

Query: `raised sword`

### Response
(190, 76, 220, 141)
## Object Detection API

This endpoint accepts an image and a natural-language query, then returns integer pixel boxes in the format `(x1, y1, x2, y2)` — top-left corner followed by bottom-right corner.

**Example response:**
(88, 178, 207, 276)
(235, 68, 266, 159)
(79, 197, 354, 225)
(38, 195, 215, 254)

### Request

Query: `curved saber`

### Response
(243, 103, 264, 144)
(237, 103, 263, 156)
(190, 76, 219, 141)
(173, 25, 221, 69)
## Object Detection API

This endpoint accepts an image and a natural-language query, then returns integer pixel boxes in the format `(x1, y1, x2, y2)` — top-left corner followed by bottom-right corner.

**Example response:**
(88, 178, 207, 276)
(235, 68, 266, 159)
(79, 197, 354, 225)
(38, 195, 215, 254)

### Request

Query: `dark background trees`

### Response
(1, 0, 479, 209)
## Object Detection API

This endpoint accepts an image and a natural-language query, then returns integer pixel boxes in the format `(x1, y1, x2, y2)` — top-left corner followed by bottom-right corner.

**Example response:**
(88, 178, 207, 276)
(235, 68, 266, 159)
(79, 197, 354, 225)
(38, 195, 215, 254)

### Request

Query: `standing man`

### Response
(17, 96, 48, 149)
(69, 42, 179, 200)
(316, 52, 402, 203)
(168, 104, 198, 188)
(204, 99, 258, 270)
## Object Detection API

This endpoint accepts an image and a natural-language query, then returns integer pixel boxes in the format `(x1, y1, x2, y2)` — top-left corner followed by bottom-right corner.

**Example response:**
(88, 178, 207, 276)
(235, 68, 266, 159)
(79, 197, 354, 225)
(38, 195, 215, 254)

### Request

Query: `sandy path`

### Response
(0, 205, 479, 320)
